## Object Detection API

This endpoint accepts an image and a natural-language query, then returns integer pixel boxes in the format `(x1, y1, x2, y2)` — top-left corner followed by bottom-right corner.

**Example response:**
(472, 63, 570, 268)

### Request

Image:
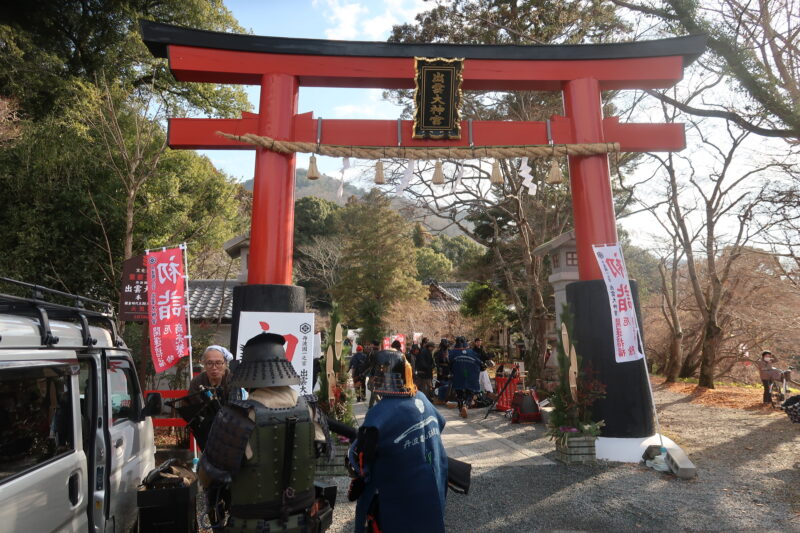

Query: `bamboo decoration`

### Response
(561, 322, 579, 402)
(307, 154, 321, 180)
(432, 160, 445, 185)
(374, 161, 385, 184)
(326, 344, 335, 403)
(490, 159, 503, 184)
(334, 323, 343, 363)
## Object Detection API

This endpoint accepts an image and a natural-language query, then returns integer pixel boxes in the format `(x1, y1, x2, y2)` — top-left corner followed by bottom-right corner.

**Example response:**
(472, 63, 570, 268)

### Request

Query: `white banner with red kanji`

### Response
(146, 246, 190, 372)
(593, 244, 644, 363)
(236, 312, 315, 395)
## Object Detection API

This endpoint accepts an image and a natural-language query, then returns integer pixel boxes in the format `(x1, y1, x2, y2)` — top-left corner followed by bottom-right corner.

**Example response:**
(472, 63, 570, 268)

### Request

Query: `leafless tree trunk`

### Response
(89, 80, 167, 265)
(294, 235, 345, 306)
(646, 114, 779, 387)
(658, 239, 685, 382)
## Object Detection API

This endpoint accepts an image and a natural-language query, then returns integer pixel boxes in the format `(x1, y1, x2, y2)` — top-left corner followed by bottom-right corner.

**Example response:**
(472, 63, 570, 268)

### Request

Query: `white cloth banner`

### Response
(337, 157, 350, 200)
(236, 311, 315, 394)
(396, 159, 415, 194)
(592, 244, 644, 363)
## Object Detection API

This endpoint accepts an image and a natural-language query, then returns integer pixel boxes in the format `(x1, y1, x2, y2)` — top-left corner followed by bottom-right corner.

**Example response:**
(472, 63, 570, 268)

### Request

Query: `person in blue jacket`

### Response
(449, 336, 483, 418)
(348, 345, 368, 402)
(347, 349, 448, 533)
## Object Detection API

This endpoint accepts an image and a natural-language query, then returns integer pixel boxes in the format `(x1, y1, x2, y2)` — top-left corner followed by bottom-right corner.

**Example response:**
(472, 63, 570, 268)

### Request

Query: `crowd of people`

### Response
(185, 333, 494, 532)
(169, 335, 798, 533)
(348, 335, 495, 419)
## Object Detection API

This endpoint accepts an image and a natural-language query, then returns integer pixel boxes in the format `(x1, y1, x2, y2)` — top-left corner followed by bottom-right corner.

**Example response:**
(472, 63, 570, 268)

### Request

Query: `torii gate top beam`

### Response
(140, 20, 705, 284)
(141, 21, 704, 90)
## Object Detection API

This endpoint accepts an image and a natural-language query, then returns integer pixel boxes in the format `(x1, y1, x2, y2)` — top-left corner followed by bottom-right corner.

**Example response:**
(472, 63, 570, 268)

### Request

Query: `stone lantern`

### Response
(533, 230, 579, 334)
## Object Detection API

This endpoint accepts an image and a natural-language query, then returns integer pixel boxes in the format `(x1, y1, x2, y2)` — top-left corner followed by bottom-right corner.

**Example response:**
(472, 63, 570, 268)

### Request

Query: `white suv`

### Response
(0, 280, 160, 532)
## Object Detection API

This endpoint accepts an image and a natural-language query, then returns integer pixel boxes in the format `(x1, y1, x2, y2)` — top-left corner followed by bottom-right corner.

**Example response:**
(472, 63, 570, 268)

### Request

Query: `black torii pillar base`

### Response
(229, 284, 306, 357)
(566, 279, 654, 438)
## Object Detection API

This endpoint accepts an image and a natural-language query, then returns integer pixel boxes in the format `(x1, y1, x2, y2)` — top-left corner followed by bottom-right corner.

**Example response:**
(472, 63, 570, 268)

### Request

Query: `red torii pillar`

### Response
(142, 21, 704, 451)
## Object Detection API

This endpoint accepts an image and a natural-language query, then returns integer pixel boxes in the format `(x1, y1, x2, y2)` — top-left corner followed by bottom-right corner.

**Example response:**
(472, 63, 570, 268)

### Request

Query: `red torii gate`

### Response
(142, 21, 704, 449)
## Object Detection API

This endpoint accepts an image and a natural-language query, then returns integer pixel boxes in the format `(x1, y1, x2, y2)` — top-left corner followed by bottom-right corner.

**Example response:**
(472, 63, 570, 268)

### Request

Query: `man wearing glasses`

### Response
(189, 345, 233, 404)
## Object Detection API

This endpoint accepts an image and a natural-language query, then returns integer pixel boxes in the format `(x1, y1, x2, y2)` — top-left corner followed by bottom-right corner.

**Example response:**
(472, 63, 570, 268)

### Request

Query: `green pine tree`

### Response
(332, 191, 426, 340)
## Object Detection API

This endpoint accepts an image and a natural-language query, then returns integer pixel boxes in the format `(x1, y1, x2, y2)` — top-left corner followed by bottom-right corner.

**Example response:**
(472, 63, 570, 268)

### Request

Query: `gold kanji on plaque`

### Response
(413, 57, 464, 140)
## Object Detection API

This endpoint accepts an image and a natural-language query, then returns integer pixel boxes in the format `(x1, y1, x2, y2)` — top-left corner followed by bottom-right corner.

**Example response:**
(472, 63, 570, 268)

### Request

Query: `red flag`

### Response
(382, 334, 406, 353)
(146, 247, 189, 373)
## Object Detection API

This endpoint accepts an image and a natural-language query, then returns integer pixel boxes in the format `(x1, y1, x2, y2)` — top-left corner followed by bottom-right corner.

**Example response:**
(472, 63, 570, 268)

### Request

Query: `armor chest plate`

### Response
(229, 396, 316, 519)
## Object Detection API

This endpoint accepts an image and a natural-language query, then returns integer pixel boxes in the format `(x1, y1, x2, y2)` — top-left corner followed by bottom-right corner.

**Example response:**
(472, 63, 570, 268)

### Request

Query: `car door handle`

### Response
(114, 438, 123, 449)
(68, 472, 80, 506)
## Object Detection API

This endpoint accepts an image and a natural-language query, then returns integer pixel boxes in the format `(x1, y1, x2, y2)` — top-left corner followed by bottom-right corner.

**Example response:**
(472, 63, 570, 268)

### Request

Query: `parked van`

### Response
(0, 279, 161, 532)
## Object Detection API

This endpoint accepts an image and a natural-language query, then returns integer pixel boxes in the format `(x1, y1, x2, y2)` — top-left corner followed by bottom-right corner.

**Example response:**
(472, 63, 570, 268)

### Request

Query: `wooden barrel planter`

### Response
(555, 434, 596, 464)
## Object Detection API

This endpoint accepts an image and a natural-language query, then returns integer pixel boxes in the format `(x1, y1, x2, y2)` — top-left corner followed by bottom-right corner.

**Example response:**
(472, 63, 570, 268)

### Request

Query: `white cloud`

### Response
(384, 0, 428, 19)
(361, 0, 429, 40)
(362, 12, 397, 40)
(315, 0, 369, 40)
(313, 0, 430, 41)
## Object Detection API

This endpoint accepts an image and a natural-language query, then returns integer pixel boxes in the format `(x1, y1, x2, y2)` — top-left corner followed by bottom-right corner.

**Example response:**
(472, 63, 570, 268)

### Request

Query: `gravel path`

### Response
(321, 383, 800, 532)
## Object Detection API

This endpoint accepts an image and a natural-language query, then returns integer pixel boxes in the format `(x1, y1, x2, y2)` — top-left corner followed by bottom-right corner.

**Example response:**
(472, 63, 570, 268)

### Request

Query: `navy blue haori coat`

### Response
(449, 348, 482, 392)
(348, 392, 448, 533)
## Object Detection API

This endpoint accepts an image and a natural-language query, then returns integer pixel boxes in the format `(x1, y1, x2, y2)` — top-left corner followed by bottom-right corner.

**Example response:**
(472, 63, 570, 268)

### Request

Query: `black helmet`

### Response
(229, 333, 300, 388)
(370, 350, 416, 398)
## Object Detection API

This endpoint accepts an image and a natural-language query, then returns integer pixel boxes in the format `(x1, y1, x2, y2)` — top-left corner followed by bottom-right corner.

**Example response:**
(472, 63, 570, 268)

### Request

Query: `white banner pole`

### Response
(179, 242, 198, 466)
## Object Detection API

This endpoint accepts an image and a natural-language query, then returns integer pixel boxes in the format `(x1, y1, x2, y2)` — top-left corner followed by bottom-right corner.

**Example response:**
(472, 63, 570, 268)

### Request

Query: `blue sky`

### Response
(200, 0, 429, 180)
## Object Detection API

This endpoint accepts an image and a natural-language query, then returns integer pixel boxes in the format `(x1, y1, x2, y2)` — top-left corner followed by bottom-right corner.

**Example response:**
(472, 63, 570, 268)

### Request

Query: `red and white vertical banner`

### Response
(592, 244, 644, 363)
(146, 245, 190, 373)
(382, 334, 406, 353)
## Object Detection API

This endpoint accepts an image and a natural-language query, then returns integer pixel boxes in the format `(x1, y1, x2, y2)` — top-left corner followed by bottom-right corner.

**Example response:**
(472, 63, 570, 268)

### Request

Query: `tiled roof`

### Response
(188, 280, 240, 322)
(532, 230, 576, 255)
(437, 282, 470, 300)
(429, 299, 462, 312)
(427, 281, 471, 312)
(187, 279, 472, 320)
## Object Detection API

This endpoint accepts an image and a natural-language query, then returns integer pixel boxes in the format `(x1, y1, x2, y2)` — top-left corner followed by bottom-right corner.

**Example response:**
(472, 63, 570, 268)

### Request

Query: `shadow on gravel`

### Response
(696, 416, 794, 462)
(439, 391, 800, 532)
(445, 413, 799, 532)
(455, 460, 768, 533)
(655, 395, 697, 409)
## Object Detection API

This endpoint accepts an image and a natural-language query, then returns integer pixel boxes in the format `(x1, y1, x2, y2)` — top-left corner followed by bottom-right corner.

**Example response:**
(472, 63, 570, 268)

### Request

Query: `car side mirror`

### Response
(142, 392, 162, 418)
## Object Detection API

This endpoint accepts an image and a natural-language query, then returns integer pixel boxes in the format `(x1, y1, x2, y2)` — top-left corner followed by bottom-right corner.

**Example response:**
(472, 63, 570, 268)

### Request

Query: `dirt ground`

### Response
(653, 377, 777, 409)
(652, 377, 800, 519)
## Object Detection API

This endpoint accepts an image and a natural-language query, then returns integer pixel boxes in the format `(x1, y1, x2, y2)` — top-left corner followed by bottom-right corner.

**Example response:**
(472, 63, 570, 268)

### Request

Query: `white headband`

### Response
(205, 345, 233, 362)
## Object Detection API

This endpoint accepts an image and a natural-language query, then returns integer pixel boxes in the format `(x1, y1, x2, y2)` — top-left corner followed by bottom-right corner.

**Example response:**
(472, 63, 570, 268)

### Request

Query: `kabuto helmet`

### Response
(229, 332, 300, 388)
(370, 349, 417, 397)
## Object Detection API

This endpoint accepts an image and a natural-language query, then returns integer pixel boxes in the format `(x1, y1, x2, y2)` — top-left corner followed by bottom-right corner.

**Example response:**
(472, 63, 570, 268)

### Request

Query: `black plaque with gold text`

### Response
(413, 57, 464, 140)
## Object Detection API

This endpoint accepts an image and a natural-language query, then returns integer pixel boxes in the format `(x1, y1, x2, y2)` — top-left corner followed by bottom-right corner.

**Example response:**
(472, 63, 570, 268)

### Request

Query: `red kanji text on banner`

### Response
(146, 247, 190, 372)
(236, 312, 315, 395)
(592, 244, 644, 363)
